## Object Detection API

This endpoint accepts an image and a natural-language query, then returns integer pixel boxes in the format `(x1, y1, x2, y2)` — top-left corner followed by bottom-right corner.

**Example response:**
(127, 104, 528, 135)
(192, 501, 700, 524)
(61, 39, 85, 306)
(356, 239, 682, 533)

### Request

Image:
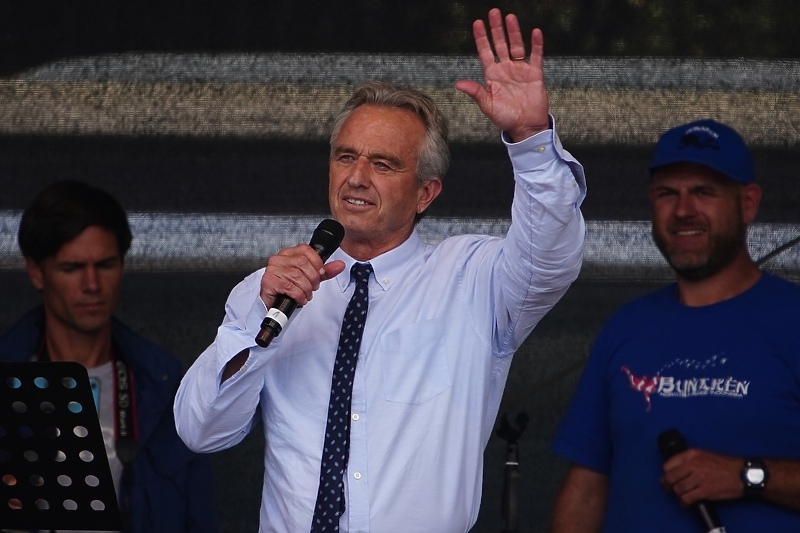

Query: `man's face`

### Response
(328, 104, 441, 259)
(26, 226, 123, 335)
(649, 163, 760, 281)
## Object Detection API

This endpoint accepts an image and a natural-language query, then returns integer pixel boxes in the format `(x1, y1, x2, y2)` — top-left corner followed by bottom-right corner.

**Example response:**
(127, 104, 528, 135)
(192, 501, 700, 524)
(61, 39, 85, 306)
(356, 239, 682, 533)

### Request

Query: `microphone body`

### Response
(657, 429, 727, 533)
(255, 219, 345, 348)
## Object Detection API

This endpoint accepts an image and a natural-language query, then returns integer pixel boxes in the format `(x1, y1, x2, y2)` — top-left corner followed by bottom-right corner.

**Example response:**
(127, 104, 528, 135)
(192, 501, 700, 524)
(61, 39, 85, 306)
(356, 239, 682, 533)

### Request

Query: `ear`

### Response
(740, 183, 762, 224)
(416, 178, 443, 215)
(25, 258, 45, 291)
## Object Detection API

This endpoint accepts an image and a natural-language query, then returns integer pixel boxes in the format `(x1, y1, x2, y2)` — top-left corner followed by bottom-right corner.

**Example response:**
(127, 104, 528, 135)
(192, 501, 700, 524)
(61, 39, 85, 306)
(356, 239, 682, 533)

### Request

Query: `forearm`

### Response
(760, 458, 800, 511)
(499, 125, 586, 345)
(550, 465, 608, 533)
(173, 335, 261, 453)
(174, 274, 268, 452)
(506, 122, 586, 281)
(665, 449, 800, 513)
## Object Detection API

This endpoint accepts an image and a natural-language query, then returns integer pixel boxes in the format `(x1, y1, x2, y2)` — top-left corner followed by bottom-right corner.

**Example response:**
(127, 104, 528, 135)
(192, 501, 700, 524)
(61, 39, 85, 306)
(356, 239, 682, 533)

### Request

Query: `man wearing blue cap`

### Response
(549, 119, 800, 532)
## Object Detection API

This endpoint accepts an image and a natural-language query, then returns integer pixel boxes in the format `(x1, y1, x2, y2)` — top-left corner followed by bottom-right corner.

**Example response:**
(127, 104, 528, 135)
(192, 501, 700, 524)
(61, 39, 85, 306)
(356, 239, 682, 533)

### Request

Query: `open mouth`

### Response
(344, 196, 373, 208)
(673, 229, 704, 236)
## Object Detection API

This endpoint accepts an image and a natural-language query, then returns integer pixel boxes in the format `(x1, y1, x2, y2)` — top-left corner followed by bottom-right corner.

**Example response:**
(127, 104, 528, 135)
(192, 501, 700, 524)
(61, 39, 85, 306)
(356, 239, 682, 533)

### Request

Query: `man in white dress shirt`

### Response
(174, 8, 586, 532)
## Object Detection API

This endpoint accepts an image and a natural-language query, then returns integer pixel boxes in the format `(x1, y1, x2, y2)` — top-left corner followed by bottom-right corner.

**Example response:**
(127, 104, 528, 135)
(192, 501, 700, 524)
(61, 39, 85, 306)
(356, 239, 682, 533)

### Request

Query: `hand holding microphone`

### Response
(255, 219, 345, 348)
(658, 429, 727, 533)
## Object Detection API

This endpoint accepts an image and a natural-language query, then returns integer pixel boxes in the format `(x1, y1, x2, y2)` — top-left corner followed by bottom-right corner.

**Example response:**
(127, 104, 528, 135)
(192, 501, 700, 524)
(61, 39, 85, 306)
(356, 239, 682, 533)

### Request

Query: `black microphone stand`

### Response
(496, 412, 529, 533)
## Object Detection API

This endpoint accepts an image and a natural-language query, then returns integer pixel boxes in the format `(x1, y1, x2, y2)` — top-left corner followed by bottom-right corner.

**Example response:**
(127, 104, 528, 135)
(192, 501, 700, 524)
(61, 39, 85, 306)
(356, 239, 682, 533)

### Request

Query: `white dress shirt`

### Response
(174, 123, 586, 533)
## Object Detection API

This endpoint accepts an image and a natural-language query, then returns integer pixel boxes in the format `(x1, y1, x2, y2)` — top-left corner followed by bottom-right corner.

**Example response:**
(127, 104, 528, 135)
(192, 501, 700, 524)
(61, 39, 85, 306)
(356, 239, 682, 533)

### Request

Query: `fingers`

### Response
(661, 449, 743, 504)
(488, 8, 511, 60)
(260, 244, 326, 308)
(474, 9, 528, 62)
(504, 13, 526, 60)
(662, 450, 702, 503)
(471, 17, 495, 70)
(665, 473, 703, 504)
(530, 28, 544, 68)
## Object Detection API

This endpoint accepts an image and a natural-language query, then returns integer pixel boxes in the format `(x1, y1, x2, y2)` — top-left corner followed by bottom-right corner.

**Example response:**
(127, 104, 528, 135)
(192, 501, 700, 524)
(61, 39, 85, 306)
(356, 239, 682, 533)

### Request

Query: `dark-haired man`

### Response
(0, 180, 218, 532)
(550, 119, 800, 532)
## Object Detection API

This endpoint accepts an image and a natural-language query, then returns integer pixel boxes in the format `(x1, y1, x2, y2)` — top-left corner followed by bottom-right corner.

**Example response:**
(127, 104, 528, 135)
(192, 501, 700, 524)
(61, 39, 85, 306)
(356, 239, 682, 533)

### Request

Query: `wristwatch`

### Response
(741, 458, 769, 496)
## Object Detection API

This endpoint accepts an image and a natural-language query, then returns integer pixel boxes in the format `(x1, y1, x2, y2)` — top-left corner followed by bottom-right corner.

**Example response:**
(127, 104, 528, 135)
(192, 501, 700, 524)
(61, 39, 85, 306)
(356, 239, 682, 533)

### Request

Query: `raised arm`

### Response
(456, 8, 550, 142)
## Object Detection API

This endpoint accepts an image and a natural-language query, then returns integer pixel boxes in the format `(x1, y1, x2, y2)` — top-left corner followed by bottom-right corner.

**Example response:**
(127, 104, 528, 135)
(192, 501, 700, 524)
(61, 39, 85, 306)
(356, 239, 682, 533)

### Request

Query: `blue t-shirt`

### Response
(552, 273, 800, 532)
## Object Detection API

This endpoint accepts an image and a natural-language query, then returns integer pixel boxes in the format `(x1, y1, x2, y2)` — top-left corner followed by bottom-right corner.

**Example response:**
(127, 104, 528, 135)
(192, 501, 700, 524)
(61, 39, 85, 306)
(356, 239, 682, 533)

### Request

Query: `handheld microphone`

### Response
(255, 219, 345, 348)
(657, 429, 727, 533)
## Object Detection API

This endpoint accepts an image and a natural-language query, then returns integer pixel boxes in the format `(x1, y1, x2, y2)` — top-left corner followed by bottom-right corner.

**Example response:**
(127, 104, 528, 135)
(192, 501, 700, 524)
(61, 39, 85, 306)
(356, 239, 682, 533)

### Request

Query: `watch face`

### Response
(746, 467, 766, 485)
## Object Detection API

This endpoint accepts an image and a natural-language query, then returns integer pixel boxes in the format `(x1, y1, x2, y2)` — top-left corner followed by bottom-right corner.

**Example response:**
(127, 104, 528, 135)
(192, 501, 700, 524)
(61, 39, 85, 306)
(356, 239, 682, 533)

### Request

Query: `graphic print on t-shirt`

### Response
(621, 353, 750, 411)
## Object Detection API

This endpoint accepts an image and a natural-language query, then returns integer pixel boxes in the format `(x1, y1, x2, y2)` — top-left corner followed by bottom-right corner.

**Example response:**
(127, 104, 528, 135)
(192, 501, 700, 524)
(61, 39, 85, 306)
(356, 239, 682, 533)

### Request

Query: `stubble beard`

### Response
(652, 220, 747, 282)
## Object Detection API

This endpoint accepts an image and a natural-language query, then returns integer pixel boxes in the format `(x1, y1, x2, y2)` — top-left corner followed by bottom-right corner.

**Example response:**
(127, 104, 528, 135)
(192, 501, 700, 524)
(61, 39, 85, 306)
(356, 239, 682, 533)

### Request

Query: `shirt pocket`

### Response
(379, 317, 452, 405)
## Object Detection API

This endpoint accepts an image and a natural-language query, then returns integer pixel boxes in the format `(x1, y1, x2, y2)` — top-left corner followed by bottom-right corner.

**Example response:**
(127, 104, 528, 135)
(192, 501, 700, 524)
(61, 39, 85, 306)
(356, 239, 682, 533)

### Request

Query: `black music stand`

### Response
(0, 361, 121, 531)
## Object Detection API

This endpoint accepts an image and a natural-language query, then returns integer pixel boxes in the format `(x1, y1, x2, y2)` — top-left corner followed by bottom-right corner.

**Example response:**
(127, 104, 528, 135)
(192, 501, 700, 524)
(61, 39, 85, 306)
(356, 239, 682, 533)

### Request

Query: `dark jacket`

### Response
(0, 307, 219, 532)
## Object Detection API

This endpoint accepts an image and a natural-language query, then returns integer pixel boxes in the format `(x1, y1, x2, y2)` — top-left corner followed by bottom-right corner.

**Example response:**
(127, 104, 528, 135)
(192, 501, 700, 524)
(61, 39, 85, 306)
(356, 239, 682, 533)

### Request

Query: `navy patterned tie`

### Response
(311, 262, 372, 532)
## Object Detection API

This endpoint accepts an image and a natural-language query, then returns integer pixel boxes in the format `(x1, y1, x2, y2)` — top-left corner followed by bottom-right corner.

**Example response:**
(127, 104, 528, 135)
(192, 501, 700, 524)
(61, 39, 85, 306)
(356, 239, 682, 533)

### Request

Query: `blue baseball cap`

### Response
(649, 119, 755, 184)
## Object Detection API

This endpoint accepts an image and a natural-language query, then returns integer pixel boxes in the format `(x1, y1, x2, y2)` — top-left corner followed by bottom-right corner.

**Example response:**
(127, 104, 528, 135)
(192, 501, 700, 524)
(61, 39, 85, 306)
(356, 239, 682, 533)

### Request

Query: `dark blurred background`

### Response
(4, 0, 800, 75)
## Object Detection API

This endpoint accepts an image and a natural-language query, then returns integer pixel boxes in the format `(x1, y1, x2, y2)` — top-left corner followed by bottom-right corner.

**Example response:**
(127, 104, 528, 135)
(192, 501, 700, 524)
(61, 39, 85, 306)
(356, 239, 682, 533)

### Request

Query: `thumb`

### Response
(321, 259, 346, 281)
(455, 80, 486, 106)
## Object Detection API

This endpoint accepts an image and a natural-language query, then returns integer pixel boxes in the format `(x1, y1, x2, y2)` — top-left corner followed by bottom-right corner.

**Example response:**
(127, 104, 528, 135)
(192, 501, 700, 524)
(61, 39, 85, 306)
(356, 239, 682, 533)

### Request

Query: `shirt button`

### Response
(353, 472, 362, 480)
(382, 278, 390, 285)
(352, 413, 359, 421)
(536, 145, 546, 153)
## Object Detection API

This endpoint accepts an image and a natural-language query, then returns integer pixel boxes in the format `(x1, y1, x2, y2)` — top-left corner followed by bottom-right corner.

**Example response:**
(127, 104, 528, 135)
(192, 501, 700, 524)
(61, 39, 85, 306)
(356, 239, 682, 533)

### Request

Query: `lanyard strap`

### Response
(112, 357, 139, 463)
(110, 355, 137, 533)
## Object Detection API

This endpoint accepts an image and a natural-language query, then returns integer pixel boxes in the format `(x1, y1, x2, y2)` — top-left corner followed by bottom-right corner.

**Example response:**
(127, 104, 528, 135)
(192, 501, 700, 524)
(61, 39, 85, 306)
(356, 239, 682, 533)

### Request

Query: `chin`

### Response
(73, 314, 113, 333)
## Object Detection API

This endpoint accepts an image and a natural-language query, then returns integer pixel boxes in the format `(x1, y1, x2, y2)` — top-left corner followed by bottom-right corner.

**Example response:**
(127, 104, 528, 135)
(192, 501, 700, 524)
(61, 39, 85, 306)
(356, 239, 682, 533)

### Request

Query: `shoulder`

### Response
(757, 272, 800, 298)
(111, 318, 182, 382)
(745, 273, 800, 323)
(587, 284, 678, 353)
(433, 232, 502, 261)
(226, 267, 266, 302)
(604, 284, 677, 326)
(0, 308, 44, 360)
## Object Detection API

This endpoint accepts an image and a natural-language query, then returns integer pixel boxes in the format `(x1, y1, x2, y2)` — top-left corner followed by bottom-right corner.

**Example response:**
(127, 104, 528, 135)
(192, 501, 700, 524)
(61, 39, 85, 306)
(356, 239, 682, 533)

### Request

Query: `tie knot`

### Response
(350, 262, 372, 285)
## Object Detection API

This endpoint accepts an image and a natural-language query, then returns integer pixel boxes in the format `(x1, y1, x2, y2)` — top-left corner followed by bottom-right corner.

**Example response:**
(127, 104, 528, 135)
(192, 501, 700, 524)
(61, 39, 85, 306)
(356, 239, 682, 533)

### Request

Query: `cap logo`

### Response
(679, 126, 720, 151)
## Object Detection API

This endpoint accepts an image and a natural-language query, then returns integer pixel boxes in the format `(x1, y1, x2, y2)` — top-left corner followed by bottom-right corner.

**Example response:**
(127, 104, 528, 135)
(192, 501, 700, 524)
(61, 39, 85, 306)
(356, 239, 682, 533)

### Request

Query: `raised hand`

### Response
(455, 8, 550, 142)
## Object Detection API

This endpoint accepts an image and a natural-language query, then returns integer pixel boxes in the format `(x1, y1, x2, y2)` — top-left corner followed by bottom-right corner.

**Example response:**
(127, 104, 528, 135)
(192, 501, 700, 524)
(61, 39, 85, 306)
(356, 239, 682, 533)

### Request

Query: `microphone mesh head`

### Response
(310, 219, 345, 260)
(657, 428, 687, 460)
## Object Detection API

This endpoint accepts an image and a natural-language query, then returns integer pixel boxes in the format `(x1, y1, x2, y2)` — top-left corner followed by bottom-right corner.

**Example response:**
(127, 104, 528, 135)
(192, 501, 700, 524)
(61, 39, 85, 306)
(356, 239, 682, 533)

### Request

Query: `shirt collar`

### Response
(331, 229, 427, 293)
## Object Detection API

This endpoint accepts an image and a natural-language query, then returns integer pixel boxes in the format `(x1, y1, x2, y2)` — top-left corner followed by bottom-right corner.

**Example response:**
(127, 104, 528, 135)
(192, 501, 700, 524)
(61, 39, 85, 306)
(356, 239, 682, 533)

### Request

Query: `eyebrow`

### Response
(56, 256, 121, 268)
(332, 145, 405, 169)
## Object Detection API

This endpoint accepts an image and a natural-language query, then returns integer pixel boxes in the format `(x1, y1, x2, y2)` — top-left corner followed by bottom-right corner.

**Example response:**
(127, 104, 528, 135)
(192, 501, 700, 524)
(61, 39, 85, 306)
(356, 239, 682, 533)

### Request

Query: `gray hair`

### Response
(329, 81, 450, 185)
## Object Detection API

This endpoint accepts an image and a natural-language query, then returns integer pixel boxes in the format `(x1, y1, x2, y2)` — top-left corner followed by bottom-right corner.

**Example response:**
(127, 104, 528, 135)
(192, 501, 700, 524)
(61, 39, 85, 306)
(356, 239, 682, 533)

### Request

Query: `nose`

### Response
(673, 192, 698, 218)
(82, 266, 101, 292)
(346, 156, 372, 188)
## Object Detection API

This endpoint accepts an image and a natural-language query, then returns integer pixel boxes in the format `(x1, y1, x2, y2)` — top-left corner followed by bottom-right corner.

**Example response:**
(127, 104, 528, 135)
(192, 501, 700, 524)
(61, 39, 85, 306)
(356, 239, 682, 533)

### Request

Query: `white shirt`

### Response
(174, 124, 586, 533)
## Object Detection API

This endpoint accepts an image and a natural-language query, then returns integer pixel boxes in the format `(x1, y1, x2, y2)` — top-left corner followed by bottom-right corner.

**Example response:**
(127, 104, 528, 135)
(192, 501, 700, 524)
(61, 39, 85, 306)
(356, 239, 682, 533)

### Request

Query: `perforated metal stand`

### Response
(0, 361, 121, 531)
